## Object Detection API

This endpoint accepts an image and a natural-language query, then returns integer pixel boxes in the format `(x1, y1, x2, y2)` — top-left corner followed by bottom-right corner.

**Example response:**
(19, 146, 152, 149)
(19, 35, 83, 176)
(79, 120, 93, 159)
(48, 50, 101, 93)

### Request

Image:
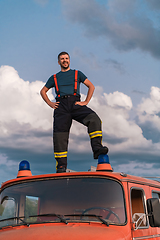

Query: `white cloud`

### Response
(104, 91, 132, 109)
(87, 88, 152, 154)
(0, 153, 16, 167)
(137, 86, 160, 131)
(114, 161, 158, 177)
(0, 65, 53, 131)
(0, 153, 18, 183)
(0, 65, 54, 156)
(138, 86, 160, 114)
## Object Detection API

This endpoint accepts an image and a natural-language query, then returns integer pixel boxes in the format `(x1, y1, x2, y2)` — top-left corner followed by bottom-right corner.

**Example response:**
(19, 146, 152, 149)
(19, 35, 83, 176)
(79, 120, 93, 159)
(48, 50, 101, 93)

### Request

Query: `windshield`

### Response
(0, 177, 126, 228)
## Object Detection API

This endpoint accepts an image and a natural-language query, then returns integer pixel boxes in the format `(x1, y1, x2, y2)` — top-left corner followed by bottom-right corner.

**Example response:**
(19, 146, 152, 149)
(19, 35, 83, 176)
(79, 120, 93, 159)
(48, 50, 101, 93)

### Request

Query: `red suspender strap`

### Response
(53, 74, 60, 98)
(74, 70, 78, 96)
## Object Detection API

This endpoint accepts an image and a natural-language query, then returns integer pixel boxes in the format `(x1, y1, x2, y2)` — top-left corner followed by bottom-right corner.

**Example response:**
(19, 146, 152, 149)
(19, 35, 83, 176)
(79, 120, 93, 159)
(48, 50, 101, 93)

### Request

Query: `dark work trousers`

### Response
(53, 95, 103, 170)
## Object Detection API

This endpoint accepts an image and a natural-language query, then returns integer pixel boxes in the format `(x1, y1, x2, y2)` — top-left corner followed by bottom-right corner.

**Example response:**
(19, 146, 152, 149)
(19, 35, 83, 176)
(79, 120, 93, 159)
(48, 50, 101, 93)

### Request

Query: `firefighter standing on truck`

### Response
(40, 51, 109, 173)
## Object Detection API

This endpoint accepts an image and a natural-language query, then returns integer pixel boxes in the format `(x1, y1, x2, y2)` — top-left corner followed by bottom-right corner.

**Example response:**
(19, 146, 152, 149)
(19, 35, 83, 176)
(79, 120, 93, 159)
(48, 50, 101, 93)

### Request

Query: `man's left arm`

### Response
(75, 79, 95, 106)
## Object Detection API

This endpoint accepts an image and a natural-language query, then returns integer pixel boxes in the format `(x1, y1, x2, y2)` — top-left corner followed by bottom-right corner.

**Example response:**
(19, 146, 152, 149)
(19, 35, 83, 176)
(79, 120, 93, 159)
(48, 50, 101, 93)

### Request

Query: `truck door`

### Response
(128, 183, 158, 240)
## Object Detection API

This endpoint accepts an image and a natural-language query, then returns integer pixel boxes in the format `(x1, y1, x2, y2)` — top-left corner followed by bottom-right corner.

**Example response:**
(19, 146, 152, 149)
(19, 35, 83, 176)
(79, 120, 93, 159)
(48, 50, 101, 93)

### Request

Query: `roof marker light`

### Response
(98, 154, 110, 164)
(19, 160, 30, 171)
(17, 160, 32, 178)
(96, 154, 113, 172)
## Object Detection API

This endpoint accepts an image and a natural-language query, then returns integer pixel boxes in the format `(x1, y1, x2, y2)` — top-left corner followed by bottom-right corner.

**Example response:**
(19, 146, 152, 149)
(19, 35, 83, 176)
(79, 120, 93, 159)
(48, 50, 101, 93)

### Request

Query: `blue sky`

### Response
(0, 0, 160, 183)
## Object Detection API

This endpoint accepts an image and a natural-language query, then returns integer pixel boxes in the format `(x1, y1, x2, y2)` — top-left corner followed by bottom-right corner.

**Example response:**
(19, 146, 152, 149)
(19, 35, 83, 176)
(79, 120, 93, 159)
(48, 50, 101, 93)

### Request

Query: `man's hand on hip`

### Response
(75, 101, 88, 106)
(50, 102, 60, 109)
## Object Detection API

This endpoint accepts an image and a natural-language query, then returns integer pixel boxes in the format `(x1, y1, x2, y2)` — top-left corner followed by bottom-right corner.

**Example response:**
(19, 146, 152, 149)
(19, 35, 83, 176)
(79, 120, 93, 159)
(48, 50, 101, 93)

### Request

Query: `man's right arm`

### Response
(40, 86, 59, 109)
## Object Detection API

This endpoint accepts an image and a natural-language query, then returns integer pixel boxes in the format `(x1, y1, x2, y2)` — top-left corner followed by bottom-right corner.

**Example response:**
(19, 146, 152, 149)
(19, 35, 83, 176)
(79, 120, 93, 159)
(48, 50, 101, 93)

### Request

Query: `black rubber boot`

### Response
(56, 167, 66, 173)
(94, 146, 109, 159)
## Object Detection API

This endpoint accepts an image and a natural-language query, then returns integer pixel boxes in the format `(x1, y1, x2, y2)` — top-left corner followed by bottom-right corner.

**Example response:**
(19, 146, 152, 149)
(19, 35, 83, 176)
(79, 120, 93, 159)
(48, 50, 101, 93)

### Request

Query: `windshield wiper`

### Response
(0, 216, 30, 227)
(29, 214, 68, 224)
(64, 214, 109, 226)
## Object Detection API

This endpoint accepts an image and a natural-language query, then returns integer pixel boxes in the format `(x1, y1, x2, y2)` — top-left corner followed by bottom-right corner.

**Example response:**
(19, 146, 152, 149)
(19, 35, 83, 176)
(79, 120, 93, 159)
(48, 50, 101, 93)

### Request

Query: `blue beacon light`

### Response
(96, 154, 113, 172)
(98, 154, 110, 164)
(19, 160, 30, 171)
(17, 160, 32, 178)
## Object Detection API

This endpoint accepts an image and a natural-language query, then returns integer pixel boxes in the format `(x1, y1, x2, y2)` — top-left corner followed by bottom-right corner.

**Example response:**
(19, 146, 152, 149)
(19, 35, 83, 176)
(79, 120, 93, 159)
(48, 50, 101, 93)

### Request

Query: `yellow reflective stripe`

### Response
(55, 155, 67, 158)
(89, 131, 102, 136)
(54, 151, 67, 155)
(54, 151, 67, 158)
(56, 160, 58, 167)
(90, 134, 102, 139)
(89, 131, 102, 139)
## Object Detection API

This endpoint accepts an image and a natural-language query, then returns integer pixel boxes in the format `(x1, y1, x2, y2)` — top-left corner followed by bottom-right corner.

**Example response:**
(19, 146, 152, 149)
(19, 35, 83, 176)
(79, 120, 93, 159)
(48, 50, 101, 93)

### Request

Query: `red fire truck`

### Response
(0, 155, 160, 240)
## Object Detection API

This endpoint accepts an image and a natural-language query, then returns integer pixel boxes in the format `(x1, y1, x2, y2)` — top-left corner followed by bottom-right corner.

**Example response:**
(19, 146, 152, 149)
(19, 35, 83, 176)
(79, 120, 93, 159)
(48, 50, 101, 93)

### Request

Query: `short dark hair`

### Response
(58, 51, 70, 61)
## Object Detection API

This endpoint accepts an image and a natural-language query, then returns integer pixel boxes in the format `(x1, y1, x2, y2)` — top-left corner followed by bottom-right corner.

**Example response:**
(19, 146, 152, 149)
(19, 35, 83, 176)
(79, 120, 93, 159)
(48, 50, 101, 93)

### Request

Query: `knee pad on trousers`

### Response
(83, 112, 101, 133)
(53, 132, 69, 152)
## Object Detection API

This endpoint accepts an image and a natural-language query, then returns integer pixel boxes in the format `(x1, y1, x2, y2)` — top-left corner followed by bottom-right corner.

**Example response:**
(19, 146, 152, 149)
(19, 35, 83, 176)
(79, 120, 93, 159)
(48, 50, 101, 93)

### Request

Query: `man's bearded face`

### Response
(58, 54, 70, 70)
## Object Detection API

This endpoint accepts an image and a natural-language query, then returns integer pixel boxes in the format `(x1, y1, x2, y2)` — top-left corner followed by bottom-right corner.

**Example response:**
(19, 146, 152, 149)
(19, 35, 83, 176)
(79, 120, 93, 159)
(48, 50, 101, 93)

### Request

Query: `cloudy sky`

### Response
(0, 0, 160, 184)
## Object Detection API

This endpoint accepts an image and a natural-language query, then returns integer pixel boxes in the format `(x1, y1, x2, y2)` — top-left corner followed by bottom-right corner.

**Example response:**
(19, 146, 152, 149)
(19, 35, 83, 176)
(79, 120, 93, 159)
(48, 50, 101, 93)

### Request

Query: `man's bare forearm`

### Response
(40, 86, 59, 109)
(75, 79, 95, 106)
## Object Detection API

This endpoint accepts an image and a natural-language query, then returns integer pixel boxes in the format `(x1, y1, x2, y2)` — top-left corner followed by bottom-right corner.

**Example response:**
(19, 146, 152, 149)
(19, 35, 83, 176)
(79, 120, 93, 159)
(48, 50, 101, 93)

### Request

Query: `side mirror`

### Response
(147, 198, 160, 227)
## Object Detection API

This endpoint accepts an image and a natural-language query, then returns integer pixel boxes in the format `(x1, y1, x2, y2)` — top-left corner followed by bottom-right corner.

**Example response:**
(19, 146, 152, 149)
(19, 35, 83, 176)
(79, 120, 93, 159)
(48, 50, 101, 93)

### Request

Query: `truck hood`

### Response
(0, 222, 128, 240)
